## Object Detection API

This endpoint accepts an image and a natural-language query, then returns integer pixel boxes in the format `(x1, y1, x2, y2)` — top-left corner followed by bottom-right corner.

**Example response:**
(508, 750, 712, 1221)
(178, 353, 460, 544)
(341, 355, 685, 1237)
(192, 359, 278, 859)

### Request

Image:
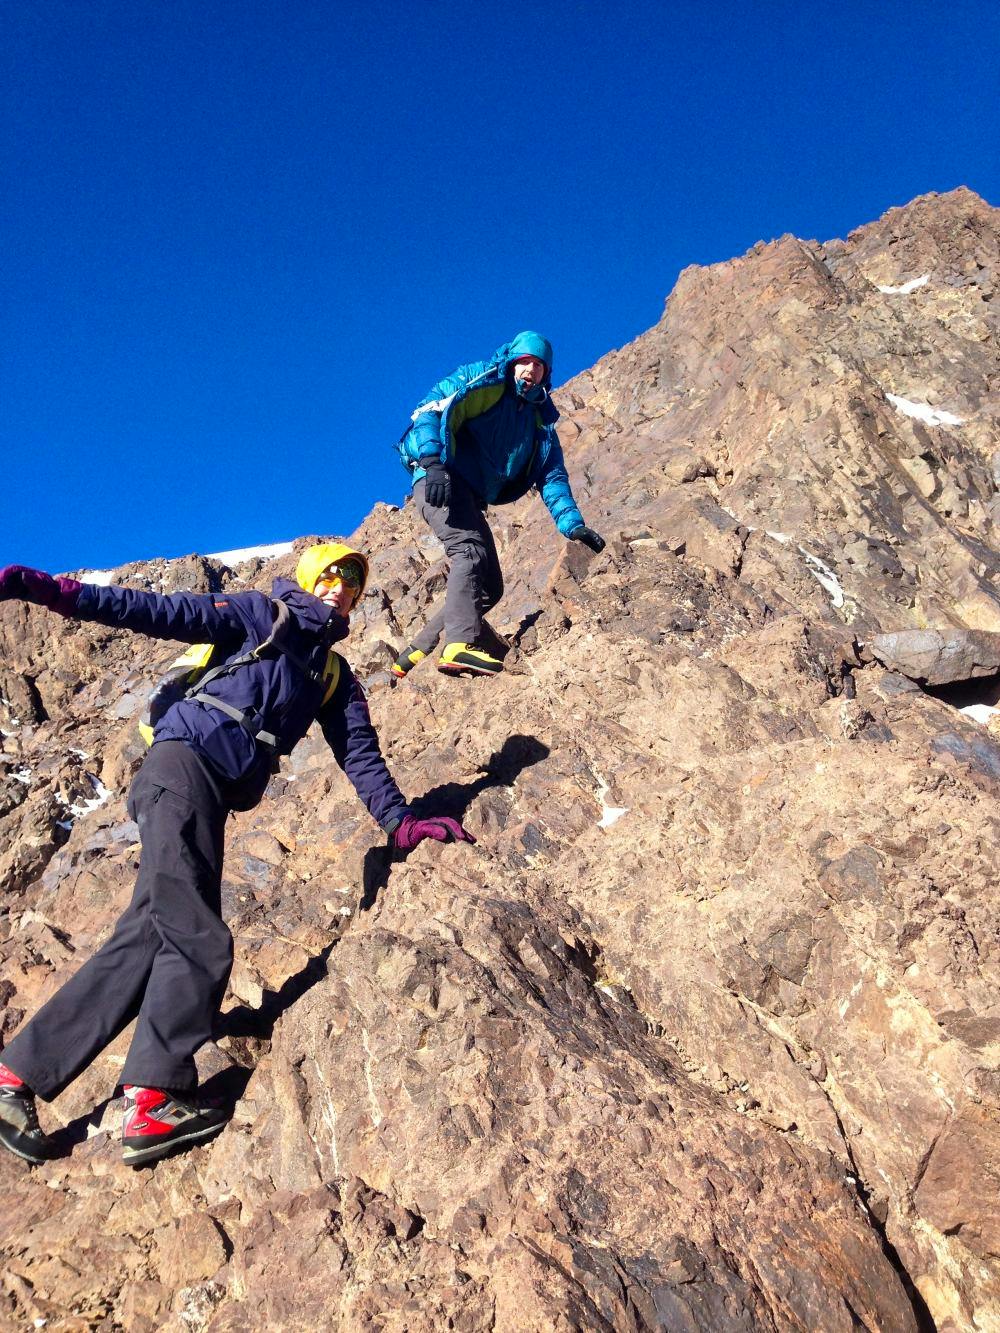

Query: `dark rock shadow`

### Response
(926, 673, 1000, 709)
(509, 607, 544, 648)
(46, 1095, 117, 1156)
(198, 1063, 254, 1107)
(359, 732, 550, 912)
(215, 941, 336, 1042)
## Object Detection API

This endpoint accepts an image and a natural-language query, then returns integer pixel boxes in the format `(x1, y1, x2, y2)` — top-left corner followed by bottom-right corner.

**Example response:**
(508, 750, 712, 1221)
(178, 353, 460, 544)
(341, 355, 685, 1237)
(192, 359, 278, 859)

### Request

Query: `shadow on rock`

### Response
(216, 941, 336, 1042)
(47, 1095, 117, 1156)
(360, 732, 551, 912)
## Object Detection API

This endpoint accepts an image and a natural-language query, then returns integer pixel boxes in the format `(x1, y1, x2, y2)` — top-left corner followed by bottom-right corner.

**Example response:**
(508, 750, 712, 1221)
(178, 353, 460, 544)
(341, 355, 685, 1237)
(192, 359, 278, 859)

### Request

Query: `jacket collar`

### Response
(270, 577, 349, 640)
(472, 356, 560, 427)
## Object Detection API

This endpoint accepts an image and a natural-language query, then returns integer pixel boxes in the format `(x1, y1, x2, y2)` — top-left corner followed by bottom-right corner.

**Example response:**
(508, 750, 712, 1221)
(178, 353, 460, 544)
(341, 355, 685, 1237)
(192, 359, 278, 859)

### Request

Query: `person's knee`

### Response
(448, 537, 489, 576)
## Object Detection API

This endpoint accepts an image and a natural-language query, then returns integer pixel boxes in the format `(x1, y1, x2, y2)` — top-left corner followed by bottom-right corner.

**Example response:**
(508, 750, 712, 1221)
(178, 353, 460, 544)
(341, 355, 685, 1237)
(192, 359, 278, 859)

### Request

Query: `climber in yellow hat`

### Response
(0, 542, 472, 1168)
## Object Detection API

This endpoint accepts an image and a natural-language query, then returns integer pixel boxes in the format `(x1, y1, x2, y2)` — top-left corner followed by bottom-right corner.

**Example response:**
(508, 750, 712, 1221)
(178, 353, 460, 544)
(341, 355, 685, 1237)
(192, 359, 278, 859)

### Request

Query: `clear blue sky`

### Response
(4, 0, 998, 573)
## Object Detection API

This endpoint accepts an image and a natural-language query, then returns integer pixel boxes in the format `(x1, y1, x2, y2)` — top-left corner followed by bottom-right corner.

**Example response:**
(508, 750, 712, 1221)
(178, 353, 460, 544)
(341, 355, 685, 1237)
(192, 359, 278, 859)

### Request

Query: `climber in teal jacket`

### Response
(394, 331, 605, 679)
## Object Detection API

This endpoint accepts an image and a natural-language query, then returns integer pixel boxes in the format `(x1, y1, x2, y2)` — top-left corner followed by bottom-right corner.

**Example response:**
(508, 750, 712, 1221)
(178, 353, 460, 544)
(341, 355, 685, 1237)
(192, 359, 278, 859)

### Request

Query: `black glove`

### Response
(422, 462, 451, 509)
(569, 526, 606, 554)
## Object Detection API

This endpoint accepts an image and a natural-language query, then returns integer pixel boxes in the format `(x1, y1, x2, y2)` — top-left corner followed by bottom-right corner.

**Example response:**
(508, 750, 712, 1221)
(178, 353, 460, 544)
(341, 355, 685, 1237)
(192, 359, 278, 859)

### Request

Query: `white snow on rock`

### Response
(208, 539, 295, 566)
(77, 539, 295, 585)
(11, 767, 33, 784)
(61, 772, 114, 823)
(800, 548, 845, 610)
(707, 508, 848, 611)
(594, 771, 629, 828)
(886, 393, 964, 427)
(960, 704, 1000, 726)
(71, 774, 113, 817)
(877, 274, 930, 294)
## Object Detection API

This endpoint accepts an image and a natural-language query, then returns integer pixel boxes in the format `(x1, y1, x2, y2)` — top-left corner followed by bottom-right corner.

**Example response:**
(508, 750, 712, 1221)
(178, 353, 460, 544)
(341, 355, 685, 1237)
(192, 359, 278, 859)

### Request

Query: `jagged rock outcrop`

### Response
(2, 188, 999, 1331)
(869, 627, 1000, 684)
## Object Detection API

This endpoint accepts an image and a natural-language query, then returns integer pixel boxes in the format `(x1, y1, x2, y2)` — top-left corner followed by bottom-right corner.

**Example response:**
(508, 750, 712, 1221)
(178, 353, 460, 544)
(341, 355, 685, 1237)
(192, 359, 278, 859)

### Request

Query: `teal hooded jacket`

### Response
(397, 332, 585, 537)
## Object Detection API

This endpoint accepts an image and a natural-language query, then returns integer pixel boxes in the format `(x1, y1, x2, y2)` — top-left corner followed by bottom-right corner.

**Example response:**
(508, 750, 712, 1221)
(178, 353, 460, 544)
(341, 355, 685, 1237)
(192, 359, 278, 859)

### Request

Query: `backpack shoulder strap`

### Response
(320, 650, 342, 709)
(253, 597, 291, 655)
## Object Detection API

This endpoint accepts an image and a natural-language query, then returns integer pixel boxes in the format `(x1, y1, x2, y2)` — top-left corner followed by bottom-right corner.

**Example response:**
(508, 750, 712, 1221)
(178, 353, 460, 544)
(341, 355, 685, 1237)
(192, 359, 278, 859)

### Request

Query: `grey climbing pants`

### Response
(411, 473, 504, 653)
(3, 741, 232, 1099)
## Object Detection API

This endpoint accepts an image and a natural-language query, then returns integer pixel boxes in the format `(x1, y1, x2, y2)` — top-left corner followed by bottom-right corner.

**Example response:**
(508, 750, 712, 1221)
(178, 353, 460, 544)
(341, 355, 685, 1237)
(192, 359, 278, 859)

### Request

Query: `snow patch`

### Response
(765, 530, 791, 544)
(208, 539, 295, 566)
(960, 704, 1000, 726)
(77, 539, 294, 585)
(877, 274, 930, 295)
(886, 393, 964, 427)
(70, 773, 113, 817)
(800, 548, 845, 610)
(0, 694, 22, 727)
(11, 767, 33, 784)
(62, 771, 114, 822)
(594, 771, 629, 828)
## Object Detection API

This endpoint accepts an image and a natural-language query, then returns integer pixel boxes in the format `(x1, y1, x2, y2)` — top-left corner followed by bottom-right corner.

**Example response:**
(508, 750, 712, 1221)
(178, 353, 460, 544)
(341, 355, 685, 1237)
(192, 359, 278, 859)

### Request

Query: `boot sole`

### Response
(437, 662, 502, 676)
(0, 1121, 57, 1165)
(123, 1118, 226, 1166)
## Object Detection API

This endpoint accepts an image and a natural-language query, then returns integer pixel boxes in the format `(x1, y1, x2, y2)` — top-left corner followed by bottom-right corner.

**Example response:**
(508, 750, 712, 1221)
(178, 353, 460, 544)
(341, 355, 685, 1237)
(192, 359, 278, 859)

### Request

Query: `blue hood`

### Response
(497, 331, 554, 387)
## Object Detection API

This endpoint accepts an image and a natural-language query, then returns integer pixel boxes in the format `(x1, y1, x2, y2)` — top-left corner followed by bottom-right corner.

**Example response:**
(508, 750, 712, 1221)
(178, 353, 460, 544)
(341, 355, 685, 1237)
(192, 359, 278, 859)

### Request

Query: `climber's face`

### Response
(313, 561, 363, 614)
(512, 356, 547, 388)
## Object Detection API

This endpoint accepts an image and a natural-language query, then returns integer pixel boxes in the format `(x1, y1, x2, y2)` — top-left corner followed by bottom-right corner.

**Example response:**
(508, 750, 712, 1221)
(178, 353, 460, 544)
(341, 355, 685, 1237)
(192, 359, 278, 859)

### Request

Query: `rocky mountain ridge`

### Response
(1, 187, 999, 1331)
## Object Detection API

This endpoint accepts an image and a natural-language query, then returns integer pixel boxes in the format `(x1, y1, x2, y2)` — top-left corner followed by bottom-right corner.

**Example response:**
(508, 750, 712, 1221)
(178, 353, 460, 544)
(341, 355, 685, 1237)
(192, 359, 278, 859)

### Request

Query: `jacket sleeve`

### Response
(535, 431, 586, 537)
(73, 582, 251, 648)
(405, 359, 491, 466)
(319, 665, 410, 832)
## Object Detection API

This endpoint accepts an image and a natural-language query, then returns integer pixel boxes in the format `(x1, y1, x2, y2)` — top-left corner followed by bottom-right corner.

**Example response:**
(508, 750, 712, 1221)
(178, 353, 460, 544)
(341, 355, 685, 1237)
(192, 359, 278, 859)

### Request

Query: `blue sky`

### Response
(4, 0, 999, 573)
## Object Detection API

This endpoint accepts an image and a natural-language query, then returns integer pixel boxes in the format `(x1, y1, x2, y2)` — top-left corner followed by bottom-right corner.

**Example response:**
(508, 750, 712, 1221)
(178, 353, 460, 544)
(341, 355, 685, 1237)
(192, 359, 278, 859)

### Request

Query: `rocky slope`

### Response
(1, 187, 999, 1331)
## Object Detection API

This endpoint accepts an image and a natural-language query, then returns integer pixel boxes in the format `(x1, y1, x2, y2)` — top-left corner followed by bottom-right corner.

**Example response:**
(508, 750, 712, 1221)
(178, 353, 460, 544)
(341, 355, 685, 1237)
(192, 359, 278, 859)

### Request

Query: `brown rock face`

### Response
(2, 187, 1000, 1329)
(869, 627, 1000, 684)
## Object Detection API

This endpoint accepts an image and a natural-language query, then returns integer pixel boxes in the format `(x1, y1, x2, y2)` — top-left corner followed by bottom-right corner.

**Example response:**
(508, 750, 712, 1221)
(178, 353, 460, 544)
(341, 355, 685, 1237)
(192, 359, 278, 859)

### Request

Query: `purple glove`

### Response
(0, 566, 82, 617)
(393, 813, 476, 851)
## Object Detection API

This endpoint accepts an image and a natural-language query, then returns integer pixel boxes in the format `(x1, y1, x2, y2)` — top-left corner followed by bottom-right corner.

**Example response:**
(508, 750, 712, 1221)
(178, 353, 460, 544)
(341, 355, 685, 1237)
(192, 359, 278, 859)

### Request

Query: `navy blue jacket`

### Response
(75, 577, 410, 827)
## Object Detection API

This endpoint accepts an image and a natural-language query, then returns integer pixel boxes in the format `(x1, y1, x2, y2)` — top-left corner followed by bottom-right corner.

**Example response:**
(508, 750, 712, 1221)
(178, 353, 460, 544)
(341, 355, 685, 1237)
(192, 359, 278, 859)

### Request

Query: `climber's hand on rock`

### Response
(570, 526, 606, 554)
(393, 814, 475, 851)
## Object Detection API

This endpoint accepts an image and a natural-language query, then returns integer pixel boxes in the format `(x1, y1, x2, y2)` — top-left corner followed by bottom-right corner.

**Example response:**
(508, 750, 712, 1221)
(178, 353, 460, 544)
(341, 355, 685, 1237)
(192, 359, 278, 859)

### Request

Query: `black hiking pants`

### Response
(412, 473, 504, 653)
(4, 741, 232, 1099)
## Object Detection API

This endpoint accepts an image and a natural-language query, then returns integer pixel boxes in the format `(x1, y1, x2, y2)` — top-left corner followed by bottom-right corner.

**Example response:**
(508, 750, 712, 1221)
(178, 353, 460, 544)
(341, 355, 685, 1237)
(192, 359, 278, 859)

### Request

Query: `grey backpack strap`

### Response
(190, 693, 279, 751)
(253, 597, 324, 682)
(254, 598, 291, 655)
(185, 596, 323, 754)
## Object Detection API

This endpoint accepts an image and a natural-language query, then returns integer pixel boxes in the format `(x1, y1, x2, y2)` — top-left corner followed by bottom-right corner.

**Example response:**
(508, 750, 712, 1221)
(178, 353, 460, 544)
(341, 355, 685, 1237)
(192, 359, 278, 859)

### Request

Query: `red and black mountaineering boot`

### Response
(121, 1085, 229, 1166)
(0, 1061, 58, 1164)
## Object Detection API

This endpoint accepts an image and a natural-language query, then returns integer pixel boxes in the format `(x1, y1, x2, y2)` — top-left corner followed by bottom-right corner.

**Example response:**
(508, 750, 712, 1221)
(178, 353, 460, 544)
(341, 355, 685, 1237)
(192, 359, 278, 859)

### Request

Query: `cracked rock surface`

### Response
(2, 188, 1000, 1329)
